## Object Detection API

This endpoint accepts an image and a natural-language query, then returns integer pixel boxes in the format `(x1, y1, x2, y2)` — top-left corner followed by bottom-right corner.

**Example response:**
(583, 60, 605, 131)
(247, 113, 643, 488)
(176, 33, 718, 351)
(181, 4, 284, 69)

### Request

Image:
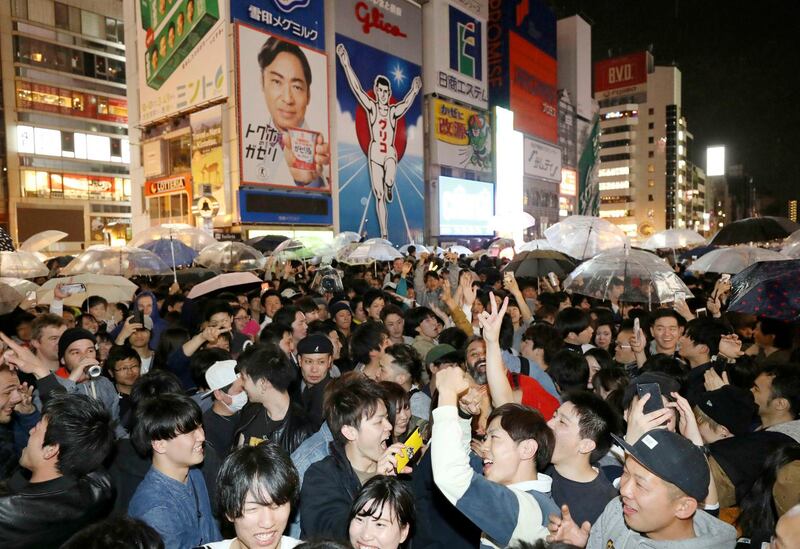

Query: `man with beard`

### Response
(463, 336, 558, 421)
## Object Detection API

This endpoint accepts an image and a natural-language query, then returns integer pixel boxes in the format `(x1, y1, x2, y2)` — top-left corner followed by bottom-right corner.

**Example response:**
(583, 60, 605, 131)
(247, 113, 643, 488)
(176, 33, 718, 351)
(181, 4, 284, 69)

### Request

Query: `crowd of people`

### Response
(0, 247, 799, 549)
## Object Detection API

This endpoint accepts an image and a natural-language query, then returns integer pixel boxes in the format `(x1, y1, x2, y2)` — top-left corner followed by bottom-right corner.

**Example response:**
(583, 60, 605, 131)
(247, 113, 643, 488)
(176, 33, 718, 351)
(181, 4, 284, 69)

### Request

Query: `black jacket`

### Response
(234, 401, 314, 455)
(0, 470, 113, 548)
(299, 441, 361, 540)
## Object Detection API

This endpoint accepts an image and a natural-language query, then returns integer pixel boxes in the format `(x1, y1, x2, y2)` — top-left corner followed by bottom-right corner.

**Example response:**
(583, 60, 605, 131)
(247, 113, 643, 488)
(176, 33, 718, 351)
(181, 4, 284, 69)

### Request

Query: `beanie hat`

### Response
(58, 328, 96, 360)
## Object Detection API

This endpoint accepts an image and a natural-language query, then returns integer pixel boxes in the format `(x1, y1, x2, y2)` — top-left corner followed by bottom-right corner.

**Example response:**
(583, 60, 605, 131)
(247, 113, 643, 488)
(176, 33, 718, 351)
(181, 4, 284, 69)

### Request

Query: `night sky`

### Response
(554, 0, 800, 214)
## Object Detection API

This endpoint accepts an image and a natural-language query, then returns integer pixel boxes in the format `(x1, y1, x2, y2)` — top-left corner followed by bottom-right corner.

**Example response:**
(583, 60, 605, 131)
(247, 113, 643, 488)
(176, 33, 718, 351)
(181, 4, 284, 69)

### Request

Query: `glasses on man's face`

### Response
(114, 365, 141, 374)
(234, 315, 250, 322)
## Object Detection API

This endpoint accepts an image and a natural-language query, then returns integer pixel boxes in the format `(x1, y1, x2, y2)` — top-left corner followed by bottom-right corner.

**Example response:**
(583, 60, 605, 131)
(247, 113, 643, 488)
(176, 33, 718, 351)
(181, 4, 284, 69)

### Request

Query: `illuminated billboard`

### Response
(594, 51, 649, 102)
(439, 176, 494, 236)
(706, 146, 726, 177)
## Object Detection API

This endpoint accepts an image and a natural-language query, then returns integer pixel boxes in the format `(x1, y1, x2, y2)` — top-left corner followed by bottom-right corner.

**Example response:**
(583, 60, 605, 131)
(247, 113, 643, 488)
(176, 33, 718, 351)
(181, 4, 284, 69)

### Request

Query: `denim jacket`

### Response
(129, 466, 221, 549)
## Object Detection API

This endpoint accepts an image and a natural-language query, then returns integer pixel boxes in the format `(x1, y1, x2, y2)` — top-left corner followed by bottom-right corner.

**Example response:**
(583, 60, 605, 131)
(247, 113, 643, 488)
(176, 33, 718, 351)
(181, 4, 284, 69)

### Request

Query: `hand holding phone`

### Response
(548, 272, 559, 289)
(637, 383, 664, 415)
(633, 317, 642, 345)
(60, 283, 86, 296)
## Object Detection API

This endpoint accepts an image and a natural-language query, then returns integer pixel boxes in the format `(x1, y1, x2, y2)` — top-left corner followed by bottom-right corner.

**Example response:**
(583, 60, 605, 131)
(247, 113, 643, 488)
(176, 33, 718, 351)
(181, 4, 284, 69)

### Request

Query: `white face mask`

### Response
(225, 390, 248, 413)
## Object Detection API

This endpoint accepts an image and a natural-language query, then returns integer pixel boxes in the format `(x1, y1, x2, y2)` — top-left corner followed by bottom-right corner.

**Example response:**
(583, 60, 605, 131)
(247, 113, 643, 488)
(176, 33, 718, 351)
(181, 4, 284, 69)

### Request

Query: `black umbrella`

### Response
(246, 235, 289, 253)
(709, 217, 800, 246)
(502, 250, 576, 278)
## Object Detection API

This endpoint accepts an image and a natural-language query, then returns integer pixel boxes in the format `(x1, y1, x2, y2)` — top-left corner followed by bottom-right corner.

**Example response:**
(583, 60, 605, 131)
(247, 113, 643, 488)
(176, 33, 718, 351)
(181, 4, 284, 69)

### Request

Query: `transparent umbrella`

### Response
(331, 232, 361, 252)
(781, 240, 800, 259)
(0, 277, 40, 296)
(516, 239, 554, 253)
(399, 243, 430, 255)
(545, 215, 628, 260)
(446, 245, 472, 256)
(785, 229, 800, 246)
(61, 246, 171, 277)
(129, 223, 217, 251)
(364, 237, 394, 247)
(687, 246, 787, 274)
(271, 238, 317, 262)
(488, 238, 515, 258)
(0, 251, 50, 278)
(563, 247, 690, 306)
(340, 241, 402, 265)
(642, 229, 706, 250)
(0, 282, 24, 315)
(19, 230, 68, 252)
(196, 242, 266, 272)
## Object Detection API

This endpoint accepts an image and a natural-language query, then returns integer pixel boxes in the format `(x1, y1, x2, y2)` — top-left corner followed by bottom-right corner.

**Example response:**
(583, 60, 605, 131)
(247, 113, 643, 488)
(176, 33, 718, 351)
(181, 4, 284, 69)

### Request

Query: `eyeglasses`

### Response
(114, 365, 141, 374)
(234, 315, 250, 321)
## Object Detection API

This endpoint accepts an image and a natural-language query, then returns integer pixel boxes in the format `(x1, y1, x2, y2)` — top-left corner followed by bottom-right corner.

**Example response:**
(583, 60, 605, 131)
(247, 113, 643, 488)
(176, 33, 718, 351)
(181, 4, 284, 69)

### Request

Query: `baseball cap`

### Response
(697, 385, 757, 436)
(612, 429, 710, 501)
(281, 287, 301, 299)
(425, 344, 458, 366)
(329, 301, 352, 317)
(58, 328, 96, 360)
(297, 334, 333, 356)
(203, 360, 239, 398)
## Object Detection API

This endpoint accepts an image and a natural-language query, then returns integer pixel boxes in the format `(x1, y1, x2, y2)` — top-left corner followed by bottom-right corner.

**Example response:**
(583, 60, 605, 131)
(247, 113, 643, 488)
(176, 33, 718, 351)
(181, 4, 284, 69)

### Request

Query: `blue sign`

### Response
(449, 4, 482, 81)
(231, 0, 324, 49)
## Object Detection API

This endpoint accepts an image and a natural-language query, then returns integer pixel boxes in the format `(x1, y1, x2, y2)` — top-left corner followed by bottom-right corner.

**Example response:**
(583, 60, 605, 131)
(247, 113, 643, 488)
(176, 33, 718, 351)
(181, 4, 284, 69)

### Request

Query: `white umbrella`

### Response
(688, 246, 787, 274)
(399, 243, 430, 255)
(491, 211, 536, 232)
(516, 239, 553, 253)
(0, 251, 49, 278)
(364, 237, 394, 247)
(19, 230, 68, 252)
(41, 274, 138, 292)
(564, 247, 690, 305)
(0, 282, 24, 315)
(340, 241, 402, 265)
(187, 272, 263, 299)
(38, 274, 138, 306)
(61, 246, 172, 277)
(643, 229, 706, 251)
(785, 229, 800, 246)
(196, 242, 266, 272)
(129, 223, 217, 251)
(446, 245, 472, 256)
(0, 277, 40, 295)
(781, 240, 800, 259)
(545, 216, 628, 260)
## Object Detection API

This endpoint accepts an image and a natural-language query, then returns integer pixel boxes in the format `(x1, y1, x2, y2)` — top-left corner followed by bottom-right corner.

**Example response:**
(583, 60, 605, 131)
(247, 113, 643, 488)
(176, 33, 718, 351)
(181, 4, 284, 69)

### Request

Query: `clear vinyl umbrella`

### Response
(340, 241, 402, 265)
(61, 246, 172, 277)
(0, 251, 50, 278)
(781, 240, 800, 259)
(399, 243, 430, 255)
(19, 230, 68, 252)
(687, 246, 787, 274)
(516, 239, 554, 253)
(0, 282, 24, 315)
(642, 229, 706, 250)
(196, 242, 266, 272)
(129, 223, 217, 251)
(331, 231, 361, 252)
(545, 216, 628, 260)
(446, 245, 472, 256)
(563, 247, 690, 306)
(0, 277, 40, 295)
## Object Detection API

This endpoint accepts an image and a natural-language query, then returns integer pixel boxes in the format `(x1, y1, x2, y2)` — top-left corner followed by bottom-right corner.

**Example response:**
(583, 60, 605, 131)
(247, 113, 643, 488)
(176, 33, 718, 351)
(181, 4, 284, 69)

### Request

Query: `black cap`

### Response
(329, 301, 352, 317)
(58, 328, 96, 360)
(297, 334, 333, 356)
(612, 430, 710, 501)
(697, 385, 757, 436)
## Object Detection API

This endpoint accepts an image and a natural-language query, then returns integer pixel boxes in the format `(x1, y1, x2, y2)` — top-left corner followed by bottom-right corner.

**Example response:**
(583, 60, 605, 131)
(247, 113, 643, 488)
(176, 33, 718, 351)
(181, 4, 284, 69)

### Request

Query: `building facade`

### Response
(0, 0, 131, 249)
(594, 52, 702, 239)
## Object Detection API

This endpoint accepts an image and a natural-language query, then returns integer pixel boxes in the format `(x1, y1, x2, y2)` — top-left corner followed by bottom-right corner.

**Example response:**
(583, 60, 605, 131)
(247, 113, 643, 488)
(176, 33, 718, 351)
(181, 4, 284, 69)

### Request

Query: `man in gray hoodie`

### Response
(548, 429, 736, 548)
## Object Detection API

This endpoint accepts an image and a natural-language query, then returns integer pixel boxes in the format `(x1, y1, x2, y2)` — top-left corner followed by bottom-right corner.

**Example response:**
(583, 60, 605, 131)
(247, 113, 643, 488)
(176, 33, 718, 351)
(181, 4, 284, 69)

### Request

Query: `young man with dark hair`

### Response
(0, 393, 115, 547)
(0, 361, 35, 480)
(378, 343, 431, 420)
(678, 318, 736, 404)
(432, 367, 559, 547)
(649, 309, 684, 357)
(212, 443, 301, 549)
(381, 303, 413, 345)
(549, 430, 736, 547)
(273, 305, 308, 350)
(330, 300, 353, 337)
(554, 308, 593, 353)
(129, 392, 221, 547)
(260, 322, 296, 357)
(105, 344, 142, 423)
(547, 350, 591, 395)
(205, 299, 250, 355)
(546, 392, 619, 525)
(296, 333, 335, 429)
(349, 320, 390, 380)
(405, 306, 441, 360)
(114, 314, 155, 373)
(300, 375, 406, 539)
(236, 344, 314, 454)
(260, 289, 283, 329)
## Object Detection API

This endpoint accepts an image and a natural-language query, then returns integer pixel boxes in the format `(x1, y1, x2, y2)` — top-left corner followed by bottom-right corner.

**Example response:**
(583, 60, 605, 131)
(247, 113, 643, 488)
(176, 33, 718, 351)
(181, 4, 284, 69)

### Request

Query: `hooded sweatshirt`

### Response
(587, 498, 737, 549)
(126, 291, 167, 350)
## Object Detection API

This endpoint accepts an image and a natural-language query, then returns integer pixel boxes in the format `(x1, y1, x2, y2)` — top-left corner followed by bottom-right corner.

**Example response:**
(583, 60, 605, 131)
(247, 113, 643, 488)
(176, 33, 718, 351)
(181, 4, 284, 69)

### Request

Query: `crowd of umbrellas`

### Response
(0, 215, 798, 321)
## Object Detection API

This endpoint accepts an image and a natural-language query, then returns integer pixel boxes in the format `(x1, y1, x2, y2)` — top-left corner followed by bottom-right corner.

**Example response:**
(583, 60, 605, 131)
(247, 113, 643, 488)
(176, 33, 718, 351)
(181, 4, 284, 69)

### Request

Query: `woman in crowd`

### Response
(348, 476, 415, 549)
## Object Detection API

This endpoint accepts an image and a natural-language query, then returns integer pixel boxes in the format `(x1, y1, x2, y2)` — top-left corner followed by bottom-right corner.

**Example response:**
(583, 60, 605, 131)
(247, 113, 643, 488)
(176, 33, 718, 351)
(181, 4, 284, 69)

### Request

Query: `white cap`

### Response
(203, 360, 239, 398)
(281, 288, 300, 299)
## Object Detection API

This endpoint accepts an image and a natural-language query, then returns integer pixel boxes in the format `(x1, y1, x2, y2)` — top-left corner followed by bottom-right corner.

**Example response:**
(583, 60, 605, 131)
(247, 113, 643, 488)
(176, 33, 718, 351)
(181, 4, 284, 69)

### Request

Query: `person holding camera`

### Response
(50, 328, 125, 438)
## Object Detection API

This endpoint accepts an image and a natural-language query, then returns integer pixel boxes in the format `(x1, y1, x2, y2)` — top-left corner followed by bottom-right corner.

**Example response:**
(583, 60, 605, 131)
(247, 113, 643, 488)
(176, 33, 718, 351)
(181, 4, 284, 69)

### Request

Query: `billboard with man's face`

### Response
(235, 23, 331, 191)
(136, 0, 229, 124)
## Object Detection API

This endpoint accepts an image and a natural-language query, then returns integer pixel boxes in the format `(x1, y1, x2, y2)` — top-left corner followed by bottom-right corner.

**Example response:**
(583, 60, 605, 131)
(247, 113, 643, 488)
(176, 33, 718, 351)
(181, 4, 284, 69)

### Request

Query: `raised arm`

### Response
(392, 76, 422, 119)
(336, 44, 372, 112)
